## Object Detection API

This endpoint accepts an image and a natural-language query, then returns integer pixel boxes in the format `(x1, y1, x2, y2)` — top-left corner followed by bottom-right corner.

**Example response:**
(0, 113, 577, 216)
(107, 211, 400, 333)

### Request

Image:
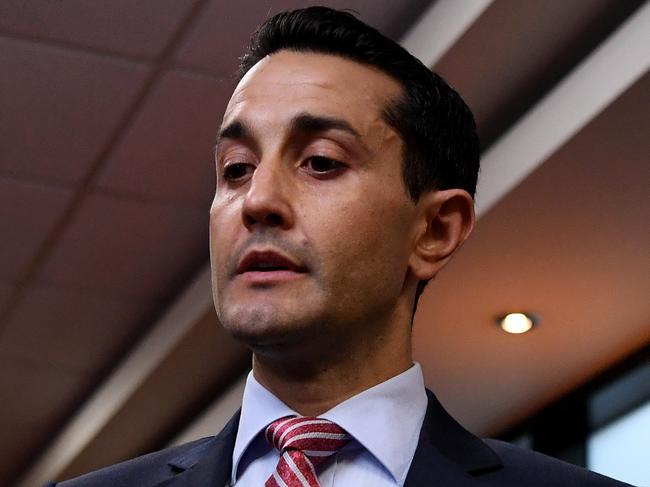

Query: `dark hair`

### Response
(238, 7, 480, 309)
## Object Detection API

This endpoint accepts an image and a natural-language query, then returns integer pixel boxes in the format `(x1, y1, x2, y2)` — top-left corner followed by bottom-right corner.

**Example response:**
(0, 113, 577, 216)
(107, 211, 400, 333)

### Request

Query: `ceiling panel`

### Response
(0, 281, 13, 310)
(414, 73, 650, 436)
(172, 0, 431, 77)
(96, 71, 231, 206)
(0, 37, 149, 184)
(0, 177, 72, 280)
(0, 0, 197, 59)
(173, 0, 306, 77)
(434, 0, 644, 148)
(0, 360, 92, 486)
(36, 192, 208, 299)
(0, 284, 160, 373)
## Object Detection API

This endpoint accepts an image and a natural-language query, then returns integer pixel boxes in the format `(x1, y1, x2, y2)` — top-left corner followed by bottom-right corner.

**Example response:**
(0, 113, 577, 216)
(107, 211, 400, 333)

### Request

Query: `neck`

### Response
(252, 309, 413, 416)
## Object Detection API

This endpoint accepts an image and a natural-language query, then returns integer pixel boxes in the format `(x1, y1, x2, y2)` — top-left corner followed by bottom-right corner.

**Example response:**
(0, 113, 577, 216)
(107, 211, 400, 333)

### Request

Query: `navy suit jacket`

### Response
(47, 390, 632, 486)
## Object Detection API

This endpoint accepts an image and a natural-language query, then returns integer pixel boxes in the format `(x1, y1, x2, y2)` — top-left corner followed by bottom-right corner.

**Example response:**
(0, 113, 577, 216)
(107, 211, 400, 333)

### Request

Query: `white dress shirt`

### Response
(231, 363, 428, 486)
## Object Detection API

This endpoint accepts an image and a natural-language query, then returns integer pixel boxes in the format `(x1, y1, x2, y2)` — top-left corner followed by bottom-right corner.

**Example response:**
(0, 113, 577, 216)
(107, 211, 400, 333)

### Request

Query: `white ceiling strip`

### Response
(475, 2, 650, 217)
(400, 0, 494, 67)
(15, 266, 214, 487)
(169, 375, 247, 446)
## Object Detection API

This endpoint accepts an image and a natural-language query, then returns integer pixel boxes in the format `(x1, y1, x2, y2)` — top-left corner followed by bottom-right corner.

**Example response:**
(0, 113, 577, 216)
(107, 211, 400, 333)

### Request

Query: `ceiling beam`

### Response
(400, 0, 494, 68)
(15, 266, 214, 487)
(475, 2, 650, 216)
(169, 375, 247, 446)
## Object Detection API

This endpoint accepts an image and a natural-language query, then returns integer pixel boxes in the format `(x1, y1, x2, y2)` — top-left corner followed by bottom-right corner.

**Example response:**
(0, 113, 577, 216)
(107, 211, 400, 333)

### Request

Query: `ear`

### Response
(409, 189, 475, 281)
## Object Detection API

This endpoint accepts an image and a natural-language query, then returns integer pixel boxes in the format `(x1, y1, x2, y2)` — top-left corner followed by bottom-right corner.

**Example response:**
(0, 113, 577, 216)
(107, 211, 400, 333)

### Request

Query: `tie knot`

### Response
(265, 416, 351, 461)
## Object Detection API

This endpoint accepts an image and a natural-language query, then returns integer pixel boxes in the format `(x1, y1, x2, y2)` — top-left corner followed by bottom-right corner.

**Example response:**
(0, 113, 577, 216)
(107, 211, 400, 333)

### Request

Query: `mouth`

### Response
(236, 249, 308, 283)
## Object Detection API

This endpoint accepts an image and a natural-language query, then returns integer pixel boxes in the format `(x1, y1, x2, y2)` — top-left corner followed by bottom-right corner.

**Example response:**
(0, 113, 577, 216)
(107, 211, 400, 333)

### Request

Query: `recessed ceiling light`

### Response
(497, 312, 538, 334)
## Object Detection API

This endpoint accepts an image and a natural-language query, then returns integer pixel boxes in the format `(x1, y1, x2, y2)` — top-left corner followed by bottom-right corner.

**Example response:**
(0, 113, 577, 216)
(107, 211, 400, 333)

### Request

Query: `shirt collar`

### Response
(231, 372, 296, 485)
(320, 363, 427, 485)
(231, 363, 427, 486)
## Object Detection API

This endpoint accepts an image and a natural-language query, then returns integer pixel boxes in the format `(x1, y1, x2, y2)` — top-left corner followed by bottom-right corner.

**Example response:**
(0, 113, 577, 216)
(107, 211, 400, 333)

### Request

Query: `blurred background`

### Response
(0, 1, 648, 486)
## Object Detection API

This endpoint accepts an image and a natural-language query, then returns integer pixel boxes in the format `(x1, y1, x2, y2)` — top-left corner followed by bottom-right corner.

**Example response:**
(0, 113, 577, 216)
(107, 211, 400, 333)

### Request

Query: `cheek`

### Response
(317, 211, 410, 324)
(209, 197, 240, 266)
(315, 194, 412, 289)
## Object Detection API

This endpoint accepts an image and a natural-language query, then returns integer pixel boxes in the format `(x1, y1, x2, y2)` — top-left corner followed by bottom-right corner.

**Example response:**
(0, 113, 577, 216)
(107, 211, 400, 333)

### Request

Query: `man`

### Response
(48, 7, 630, 487)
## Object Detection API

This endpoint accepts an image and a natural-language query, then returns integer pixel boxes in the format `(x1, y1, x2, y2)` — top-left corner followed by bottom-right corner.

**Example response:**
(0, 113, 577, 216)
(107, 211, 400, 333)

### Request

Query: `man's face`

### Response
(210, 51, 419, 354)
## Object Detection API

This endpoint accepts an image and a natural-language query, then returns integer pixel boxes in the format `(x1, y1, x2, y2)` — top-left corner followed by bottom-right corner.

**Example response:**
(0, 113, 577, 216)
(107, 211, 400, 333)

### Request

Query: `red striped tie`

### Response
(264, 416, 351, 487)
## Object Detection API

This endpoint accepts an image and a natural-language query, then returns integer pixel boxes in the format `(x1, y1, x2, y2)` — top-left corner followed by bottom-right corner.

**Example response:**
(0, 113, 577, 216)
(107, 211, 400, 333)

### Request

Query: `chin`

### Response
(217, 302, 320, 349)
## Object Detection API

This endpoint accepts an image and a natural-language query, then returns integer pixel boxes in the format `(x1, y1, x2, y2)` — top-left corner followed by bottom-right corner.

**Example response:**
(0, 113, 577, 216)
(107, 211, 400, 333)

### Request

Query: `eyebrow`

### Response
(216, 112, 361, 151)
(290, 113, 360, 138)
(216, 120, 252, 146)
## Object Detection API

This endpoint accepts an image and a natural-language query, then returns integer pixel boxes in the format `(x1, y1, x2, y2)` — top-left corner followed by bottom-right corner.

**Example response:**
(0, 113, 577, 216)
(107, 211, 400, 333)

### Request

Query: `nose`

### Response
(242, 160, 294, 230)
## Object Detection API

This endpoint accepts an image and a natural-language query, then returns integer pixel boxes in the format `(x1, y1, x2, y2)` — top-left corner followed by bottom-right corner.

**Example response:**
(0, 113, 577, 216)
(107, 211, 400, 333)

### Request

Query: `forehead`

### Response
(222, 50, 402, 130)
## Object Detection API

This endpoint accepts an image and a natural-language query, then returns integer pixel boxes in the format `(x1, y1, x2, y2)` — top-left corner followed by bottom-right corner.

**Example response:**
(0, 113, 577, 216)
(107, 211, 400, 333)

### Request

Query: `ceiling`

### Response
(0, 1, 648, 485)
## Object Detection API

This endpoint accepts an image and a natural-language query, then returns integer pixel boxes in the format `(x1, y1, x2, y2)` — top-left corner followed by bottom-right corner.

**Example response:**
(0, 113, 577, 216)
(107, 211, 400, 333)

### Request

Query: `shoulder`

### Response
(47, 437, 214, 487)
(482, 439, 633, 486)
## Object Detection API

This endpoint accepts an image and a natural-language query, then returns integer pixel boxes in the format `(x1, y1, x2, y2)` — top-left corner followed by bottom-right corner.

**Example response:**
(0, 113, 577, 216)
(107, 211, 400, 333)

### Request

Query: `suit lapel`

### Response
(404, 390, 502, 486)
(152, 410, 240, 487)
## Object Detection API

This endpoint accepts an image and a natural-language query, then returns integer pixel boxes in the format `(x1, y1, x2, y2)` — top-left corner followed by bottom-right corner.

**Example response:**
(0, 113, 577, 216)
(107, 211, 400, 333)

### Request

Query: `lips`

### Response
(237, 250, 308, 275)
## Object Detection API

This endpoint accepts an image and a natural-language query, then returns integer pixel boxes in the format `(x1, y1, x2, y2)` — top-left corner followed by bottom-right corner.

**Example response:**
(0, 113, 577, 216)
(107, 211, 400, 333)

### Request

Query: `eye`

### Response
(303, 156, 345, 175)
(222, 162, 254, 182)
